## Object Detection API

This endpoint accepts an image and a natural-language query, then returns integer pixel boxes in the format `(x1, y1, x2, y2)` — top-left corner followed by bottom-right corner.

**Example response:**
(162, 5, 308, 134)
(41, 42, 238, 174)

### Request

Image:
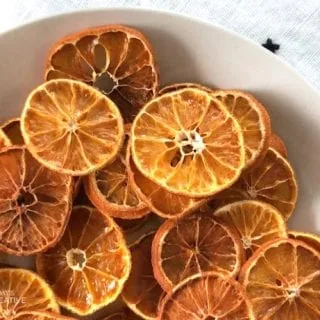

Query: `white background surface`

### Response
(1, 0, 320, 90)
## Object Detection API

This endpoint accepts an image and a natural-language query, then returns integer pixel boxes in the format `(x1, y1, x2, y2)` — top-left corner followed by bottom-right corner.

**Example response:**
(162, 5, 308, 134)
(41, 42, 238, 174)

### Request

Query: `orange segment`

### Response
(152, 212, 243, 292)
(269, 132, 288, 158)
(289, 231, 320, 252)
(36, 206, 131, 316)
(132, 88, 245, 197)
(0, 146, 72, 255)
(0, 129, 11, 149)
(21, 79, 124, 176)
(0, 268, 59, 318)
(214, 147, 298, 220)
(45, 25, 159, 122)
(158, 273, 252, 320)
(214, 200, 287, 259)
(84, 131, 149, 219)
(240, 238, 320, 319)
(158, 82, 212, 95)
(13, 312, 75, 319)
(122, 232, 163, 319)
(1, 118, 24, 145)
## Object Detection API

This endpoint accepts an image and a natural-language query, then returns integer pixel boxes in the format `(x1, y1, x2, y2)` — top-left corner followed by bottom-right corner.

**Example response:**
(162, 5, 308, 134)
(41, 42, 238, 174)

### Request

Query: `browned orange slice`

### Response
(240, 238, 320, 319)
(158, 82, 212, 95)
(214, 148, 298, 220)
(214, 200, 287, 259)
(0, 146, 72, 255)
(269, 132, 288, 158)
(152, 212, 243, 292)
(36, 206, 131, 316)
(21, 79, 124, 176)
(45, 25, 159, 122)
(115, 216, 149, 234)
(158, 273, 252, 320)
(132, 88, 245, 197)
(289, 230, 320, 252)
(1, 118, 24, 145)
(0, 128, 10, 149)
(103, 308, 142, 320)
(0, 268, 59, 318)
(122, 232, 163, 319)
(13, 312, 75, 319)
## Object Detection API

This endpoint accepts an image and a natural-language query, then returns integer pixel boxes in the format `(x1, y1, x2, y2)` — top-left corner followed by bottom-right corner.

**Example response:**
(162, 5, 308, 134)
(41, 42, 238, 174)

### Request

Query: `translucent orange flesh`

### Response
(289, 231, 320, 253)
(0, 129, 11, 149)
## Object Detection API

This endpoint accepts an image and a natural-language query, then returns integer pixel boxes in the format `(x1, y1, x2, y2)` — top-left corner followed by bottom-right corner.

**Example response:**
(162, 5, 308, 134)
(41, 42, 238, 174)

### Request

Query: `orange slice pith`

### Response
(159, 273, 252, 320)
(84, 131, 149, 219)
(21, 79, 124, 176)
(214, 200, 287, 259)
(36, 206, 131, 316)
(240, 238, 320, 319)
(127, 154, 207, 219)
(132, 88, 245, 198)
(0, 268, 59, 319)
(289, 231, 320, 252)
(122, 232, 163, 319)
(13, 311, 75, 320)
(269, 132, 288, 158)
(45, 24, 159, 123)
(152, 212, 243, 292)
(1, 118, 24, 146)
(213, 147, 298, 220)
(158, 82, 212, 95)
(0, 146, 72, 255)
(0, 129, 11, 149)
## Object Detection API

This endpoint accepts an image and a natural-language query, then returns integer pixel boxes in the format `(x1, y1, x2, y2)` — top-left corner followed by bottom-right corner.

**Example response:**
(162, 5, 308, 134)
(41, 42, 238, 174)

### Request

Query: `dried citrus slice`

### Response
(103, 308, 141, 320)
(36, 206, 131, 316)
(159, 273, 252, 320)
(132, 88, 245, 197)
(1, 118, 24, 145)
(84, 131, 149, 219)
(21, 79, 124, 176)
(45, 25, 159, 122)
(122, 232, 163, 319)
(240, 238, 320, 319)
(115, 216, 149, 234)
(152, 212, 243, 292)
(214, 200, 287, 259)
(0, 268, 59, 318)
(127, 154, 206, 219)
(158, 82, 212, 95)
(269, 132, 288, 158)
(214, 147, 298, 220)
(13, 311, 75, 319)
(0, 146, 72, 255)
(289, 231, 320, 252)
(0, 129, 10, 149)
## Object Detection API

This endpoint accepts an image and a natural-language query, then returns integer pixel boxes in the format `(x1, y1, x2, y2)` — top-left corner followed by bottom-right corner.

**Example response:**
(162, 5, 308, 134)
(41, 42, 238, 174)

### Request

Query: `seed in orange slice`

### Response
(45, 25, 159, 123)
(1, 118, 24, 146)
(214, 200, 287, 259)
(240, 238, 320, 319)
(21, 79, 124, 176)
(214, 147, 298, 220)
(0, 129, 11, 149)
(152, 212, 243, 292)
(159, 273, 252, 320)
(36, 205, 131, 316)
(127, 154, 207, 219)
(158, 82, 212, 95)
(289, 231, 320, 253)
(122, 232, 163, 319)
(269, 132, 288, 158)
(103, 308, 142, 320)
(84, 131, 149, 219)
(13, 311, 75, 320)
(132, 88, 245, 198)
(0, 146, 72, 255)
(0, 268, 59, 318)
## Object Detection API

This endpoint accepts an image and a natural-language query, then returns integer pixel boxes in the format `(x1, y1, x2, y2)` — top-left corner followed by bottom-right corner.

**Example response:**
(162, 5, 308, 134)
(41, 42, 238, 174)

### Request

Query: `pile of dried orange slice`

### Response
(0, 24, 319, 320)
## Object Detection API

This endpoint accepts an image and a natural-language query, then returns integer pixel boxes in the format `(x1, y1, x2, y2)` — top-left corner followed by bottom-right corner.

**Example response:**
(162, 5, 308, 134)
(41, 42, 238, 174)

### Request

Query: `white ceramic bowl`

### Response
(0, 7, 319, 236)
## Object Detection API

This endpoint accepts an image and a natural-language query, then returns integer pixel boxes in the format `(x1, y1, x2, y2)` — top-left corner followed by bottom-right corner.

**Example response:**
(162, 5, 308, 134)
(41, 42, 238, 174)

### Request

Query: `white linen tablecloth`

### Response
(1, 0, 320, 90)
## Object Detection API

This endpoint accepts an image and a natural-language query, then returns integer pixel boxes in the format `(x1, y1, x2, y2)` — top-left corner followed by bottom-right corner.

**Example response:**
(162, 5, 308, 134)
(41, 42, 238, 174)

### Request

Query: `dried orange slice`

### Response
(158, 82, 212, 95)
(0, 146, 72, 255)
(36, 206, 131, 316)
(13, 311, 75, 319)
(132, 88, 245, 197)
(152, 212, 243, 292)
(103, 308, 141, 320)
(115, 216, 149, 234)
(122, 232, 163, 319)
(45, 25, 159, 123)
(0, 268, 59, 318)
(21, 79, 124, 176)
(159, 273, 252, 320)
(1, 118, 24, 146)
(214, 200, 287, 259)
(127, 154, 206, 219)
(214, 147, 298, 220)
(269, 132, 288, 158)
(240, 238, 320, 319)
(84, 131, 149, 219)
(0, 129, 10, 149)
(289, 231, 320, 252)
